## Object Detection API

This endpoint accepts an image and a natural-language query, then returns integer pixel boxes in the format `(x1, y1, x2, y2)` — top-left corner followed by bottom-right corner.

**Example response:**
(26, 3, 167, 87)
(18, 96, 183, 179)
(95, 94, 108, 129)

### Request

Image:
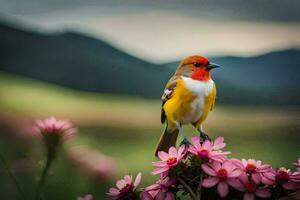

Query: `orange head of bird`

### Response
(176, 55, 220, 81)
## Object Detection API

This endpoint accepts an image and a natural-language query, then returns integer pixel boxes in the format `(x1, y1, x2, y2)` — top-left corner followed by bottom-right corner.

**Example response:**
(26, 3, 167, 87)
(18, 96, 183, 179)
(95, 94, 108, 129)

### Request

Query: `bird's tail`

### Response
(155, 125, 179, 156)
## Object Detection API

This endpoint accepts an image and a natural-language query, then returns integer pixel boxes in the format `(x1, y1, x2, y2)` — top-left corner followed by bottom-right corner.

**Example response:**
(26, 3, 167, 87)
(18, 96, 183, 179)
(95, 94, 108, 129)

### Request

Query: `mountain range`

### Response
(0, 22, 299, 105)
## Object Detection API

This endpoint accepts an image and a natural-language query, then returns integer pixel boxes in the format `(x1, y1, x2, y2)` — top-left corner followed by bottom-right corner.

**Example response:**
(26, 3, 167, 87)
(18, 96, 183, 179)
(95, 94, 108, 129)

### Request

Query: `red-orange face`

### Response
(180, 55, 220, 81)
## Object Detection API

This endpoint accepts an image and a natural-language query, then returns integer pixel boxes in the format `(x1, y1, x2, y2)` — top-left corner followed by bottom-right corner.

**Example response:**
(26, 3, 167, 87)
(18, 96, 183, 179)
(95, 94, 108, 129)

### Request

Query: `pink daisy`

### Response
(35, 116, 76, 139)
(237, 173, 271, 200)
(152, 146, 185, 177)
(107, 173, 141, 199)
(189, 136, 230, 162)
(232, 158, 271, 184)
(201, 160, 242, 198)
(34, 116, 76, 159)
(262, 167, 299, 190)
(142, 177, 176, 200)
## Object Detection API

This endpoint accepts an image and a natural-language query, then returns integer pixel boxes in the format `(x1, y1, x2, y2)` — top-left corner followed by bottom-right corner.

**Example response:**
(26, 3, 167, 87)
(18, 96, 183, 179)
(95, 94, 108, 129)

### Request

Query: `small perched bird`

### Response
(155, 55, 220, 156)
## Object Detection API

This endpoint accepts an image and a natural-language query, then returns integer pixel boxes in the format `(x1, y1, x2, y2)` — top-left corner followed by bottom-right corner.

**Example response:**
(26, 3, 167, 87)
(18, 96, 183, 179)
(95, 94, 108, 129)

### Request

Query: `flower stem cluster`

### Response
(108, 135, 300, 200)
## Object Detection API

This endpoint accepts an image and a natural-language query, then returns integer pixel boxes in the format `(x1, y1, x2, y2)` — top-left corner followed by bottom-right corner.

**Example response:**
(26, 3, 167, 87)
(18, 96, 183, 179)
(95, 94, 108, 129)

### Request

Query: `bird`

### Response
(155, 55, 220, 156)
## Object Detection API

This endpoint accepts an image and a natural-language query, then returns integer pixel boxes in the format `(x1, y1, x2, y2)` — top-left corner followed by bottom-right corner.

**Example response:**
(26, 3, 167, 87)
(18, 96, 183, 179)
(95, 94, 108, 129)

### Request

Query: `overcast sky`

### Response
(1, 0, 300, 62)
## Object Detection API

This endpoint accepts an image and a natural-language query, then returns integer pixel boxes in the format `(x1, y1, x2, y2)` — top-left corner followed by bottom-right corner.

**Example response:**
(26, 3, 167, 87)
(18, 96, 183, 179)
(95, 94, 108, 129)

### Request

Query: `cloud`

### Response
(0, 1, 299, 62)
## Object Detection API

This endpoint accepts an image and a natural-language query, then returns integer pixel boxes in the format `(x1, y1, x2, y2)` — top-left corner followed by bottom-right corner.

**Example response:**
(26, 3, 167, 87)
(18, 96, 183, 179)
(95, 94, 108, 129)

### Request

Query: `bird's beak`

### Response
(206, 62, 221, 70)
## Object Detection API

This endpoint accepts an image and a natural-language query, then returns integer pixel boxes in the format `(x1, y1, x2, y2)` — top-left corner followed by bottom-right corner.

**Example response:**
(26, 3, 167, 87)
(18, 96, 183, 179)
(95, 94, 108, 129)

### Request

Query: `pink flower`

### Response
(35, 116, 76, 139)
(238, 173, 271, 200)
(201, 160, 242, 198)
(294, 158, 300, 171)
(262, 167, 299, 190)
(232, 158, 271, 184)
(152, 146, 185, 177)
(34, 116, 76, 159)
(77, 194, 93, 200)
(107, 173, 141, 199)
(189, 136, 230, 162)
(141, 177, 176, 200)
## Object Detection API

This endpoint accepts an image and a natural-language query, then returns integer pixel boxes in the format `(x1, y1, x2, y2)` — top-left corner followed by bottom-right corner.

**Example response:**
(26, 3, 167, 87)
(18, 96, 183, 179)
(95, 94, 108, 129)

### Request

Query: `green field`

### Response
(0, 72, 299, 200)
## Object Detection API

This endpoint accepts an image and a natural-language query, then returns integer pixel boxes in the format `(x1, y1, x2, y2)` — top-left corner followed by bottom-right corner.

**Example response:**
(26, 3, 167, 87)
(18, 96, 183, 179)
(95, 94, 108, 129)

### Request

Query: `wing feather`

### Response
(160, 76, 180, 123)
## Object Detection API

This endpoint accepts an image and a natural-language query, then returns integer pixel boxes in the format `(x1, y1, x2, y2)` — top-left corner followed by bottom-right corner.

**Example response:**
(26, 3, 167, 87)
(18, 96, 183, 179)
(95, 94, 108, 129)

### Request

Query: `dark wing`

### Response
(160, 76, 179, 123)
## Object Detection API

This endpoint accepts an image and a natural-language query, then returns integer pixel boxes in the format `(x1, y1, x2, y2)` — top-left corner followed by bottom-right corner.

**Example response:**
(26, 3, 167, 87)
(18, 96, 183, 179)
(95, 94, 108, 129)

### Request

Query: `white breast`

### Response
(181, 76, 214, 123)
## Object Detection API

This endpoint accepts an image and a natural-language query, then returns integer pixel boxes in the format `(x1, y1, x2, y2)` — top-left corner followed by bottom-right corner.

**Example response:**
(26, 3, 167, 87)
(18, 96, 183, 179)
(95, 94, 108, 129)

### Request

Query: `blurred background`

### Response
(0, 0, 299, 199)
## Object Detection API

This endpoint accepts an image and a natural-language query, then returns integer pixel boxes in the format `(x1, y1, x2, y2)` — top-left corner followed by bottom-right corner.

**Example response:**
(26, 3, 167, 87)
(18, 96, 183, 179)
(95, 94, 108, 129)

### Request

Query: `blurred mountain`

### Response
(0, 22, 299, 105)
(0, 22, 168, 98)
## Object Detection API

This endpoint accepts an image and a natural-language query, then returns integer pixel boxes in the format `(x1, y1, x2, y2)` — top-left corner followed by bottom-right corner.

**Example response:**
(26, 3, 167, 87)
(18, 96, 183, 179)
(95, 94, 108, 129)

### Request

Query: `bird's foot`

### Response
(180, 137, 190, 149)
(200, 131, 211, 142)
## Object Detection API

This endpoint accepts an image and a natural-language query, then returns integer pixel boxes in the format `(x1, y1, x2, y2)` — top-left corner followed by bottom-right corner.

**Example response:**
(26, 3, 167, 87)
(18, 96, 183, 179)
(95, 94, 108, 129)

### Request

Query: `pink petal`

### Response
(244, 192, 255, 200)
(231, 159, 244, 169)
(134, 173, 142, 187)
(124, 175, 132, 184)
(239, 172, 249, 184)
(152, 161, 167, 167)
(213, 143, 226, 150)
(202, 140, 213, 149)
(116, 180, 126, 190)
(256, 160, 262, 166)
(202, 164, 217, 176)
(191, 136, 201, 149)
(212, 156, 226, 163)
(188, 146, 198, 155)
(212, 161, 222, 171)
(258, 164, 271, 172)
(251, 173, 262, 184)
(177, 145, 185, 158)
(261, 176, 275, 185)
(282, 182, 298, 190)
(212, 151, 231, 156)
(145, 183, 160, 191)
(140, 191, 154, 200)
(148, 190, 159, 198)
(168, 147, 177, 157)
(242, 159, 248, 167)
(217, 182, 229, 198)
(223, 160, 233, 173)
(152, 167, 169, 175)
(214, 137, 224, 145)
(228, 169, 242, 178)
(227, 178, 244, 191)
(107, 188, 120, 196)
(202, 177, 219, 188)
(158, 151, 169, 161)
(256, 188, 271, 198)
(213, 137, 226, 150)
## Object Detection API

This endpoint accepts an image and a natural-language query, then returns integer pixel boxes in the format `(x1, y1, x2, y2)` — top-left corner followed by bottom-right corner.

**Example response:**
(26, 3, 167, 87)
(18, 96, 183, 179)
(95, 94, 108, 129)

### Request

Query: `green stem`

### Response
(0, 154, 27, 200)
(196, 171, 204, 200)
(34, 156, 53, 200)
(177, 176, 197, 200)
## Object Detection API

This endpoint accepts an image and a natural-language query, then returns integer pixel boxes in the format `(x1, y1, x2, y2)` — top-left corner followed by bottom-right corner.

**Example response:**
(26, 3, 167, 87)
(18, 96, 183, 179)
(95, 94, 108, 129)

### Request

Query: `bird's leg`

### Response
(175, 121, 190, 147)
(198, 125, 211, 142)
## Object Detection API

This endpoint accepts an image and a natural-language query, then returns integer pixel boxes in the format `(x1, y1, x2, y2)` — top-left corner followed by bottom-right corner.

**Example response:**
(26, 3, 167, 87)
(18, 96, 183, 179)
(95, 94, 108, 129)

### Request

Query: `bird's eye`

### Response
(194, 63, 201, 68)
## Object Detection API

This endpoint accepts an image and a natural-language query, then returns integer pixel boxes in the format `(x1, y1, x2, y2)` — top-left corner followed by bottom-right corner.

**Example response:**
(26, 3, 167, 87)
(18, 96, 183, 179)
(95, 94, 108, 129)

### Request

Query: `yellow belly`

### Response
(163, 79, 216, 128)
